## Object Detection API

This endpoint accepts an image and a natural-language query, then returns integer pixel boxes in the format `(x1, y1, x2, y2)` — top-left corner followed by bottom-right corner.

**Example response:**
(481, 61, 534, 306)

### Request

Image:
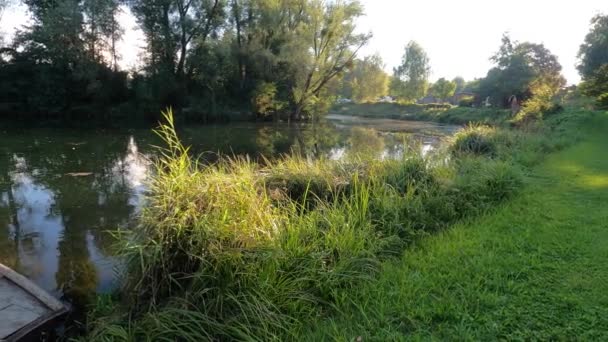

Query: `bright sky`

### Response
(357, 0, 606, 84)
(1, 1, 606, 84)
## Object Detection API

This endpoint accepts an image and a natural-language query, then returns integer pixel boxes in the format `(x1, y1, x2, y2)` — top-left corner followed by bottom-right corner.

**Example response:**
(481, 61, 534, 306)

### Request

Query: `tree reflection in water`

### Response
(0, 133, 148, 308)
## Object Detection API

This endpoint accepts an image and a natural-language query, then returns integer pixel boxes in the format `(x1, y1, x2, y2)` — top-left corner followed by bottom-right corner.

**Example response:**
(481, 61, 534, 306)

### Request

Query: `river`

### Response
(0, 115, 458, 307)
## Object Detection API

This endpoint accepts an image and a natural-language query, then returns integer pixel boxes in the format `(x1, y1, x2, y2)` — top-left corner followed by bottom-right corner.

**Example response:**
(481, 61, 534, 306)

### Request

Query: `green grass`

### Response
(330, 102, 511, 125)
(82, 109, 589, 341)
(299, 111, 608, 340)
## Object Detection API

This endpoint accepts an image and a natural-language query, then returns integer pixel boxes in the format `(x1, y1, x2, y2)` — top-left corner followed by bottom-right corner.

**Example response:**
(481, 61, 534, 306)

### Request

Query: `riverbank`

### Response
(82, 109, 585, 340)
(299, 109, 608, 340)
(331, 102, 512, 125)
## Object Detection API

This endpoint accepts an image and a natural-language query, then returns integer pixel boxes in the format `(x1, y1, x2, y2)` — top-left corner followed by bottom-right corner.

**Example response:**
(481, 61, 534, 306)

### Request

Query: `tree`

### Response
(226, 0, 308, 102)
(1, 0, 374, 123)
(290, 0, 370, 120)
(578, 14, 608, 79)
(82, 0, 122, 69)
(0, 0, 129, 117)
(130, 0, 226, 78)
(391, 41, 430, 102)
(578, 14, 608, 109)
(477, 34, 565, 107)
(452, 76, 465, 93)
(580, 64, 608, 109)
(341, 54, 389, 102)
(429, 77, 456, 102)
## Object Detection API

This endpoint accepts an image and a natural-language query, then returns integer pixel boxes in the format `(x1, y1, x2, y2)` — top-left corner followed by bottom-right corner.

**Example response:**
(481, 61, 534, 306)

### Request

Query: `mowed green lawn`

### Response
(303, 112, 608, 341)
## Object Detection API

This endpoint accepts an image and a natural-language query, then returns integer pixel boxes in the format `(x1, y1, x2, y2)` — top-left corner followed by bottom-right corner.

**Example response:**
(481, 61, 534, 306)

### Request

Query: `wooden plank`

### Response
(0, 264, 68, 341)
(0, 279, 49, 317)
(0, 264, 64, 312)
(0, 304, 40, 339)
(3, 310, 67, 342)
(0, 276, 52, 340)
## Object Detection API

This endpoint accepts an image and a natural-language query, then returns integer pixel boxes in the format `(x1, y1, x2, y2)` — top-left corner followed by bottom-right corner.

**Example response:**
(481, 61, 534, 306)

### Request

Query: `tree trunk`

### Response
(232, 0, 246, 91)
(292, 103, 304, 122)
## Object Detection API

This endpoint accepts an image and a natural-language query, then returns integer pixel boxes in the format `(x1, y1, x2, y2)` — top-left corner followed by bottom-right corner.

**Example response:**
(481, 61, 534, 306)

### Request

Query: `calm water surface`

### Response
(0, 115, 458, 307)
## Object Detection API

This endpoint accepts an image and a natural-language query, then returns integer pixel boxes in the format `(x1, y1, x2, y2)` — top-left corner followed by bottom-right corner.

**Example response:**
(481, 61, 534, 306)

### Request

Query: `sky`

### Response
(1, 0, 606, 84)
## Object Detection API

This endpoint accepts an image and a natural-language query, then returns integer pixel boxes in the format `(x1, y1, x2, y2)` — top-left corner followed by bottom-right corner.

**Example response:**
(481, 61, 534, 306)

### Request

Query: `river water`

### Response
(0, 115, 458, 307)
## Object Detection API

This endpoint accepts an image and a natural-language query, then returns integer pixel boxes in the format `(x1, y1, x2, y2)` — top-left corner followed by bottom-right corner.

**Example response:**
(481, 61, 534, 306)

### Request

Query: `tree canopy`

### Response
(577, 14, 608, 109)
(429, 78, 456, 101)
(452, 76, 466, 93)
(390, 41, 430, 102)
(0, 0, 369, 123)
(339, 54, 389, 103)
(476, 34, 565, 107)
(578, 14, 608, 79)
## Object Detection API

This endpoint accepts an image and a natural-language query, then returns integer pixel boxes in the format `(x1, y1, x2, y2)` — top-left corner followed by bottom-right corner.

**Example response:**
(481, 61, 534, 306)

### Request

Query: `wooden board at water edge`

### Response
(0, 264, 68, 341)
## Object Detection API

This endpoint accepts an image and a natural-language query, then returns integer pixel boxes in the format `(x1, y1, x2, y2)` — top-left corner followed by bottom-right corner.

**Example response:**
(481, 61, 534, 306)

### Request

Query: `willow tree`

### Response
(290, 0, 370, 120)
(341, 54, 389, 103)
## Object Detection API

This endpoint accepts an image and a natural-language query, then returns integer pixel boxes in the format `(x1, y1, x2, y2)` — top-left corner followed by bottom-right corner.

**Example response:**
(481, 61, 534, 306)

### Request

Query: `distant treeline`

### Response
(0, 0, 369, 124)
(1, 1, 607, 126)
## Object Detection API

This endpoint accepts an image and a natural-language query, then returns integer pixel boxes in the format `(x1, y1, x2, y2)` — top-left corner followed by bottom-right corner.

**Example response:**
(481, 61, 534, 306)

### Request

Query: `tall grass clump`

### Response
(451, 124, 498, 156)
(85, 110, 384, 341)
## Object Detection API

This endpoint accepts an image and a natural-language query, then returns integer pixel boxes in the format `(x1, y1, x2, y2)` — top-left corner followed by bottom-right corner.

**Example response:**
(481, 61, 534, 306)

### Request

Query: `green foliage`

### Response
(0, 0, 128, 121)
(580, 64, 608, 109)
(451, 125, 497, 156)
(577, 15, 608, 110)
(477, 34, 565, 108)
(391, 41, 431, 102)
(577, 14, 608, 79)
(290, 0, 370, 120)
(331, 102, 509, 125)
(251, 81, 284, 117)
(340, 54, 389, 103)
(429, 77, 457, 101)
(458, 95, 475, 107)
(516, 78, 564, 123)
(453, 76, 466, 93)
(597, 93, 608, 109)
(0, 0, 370, 123)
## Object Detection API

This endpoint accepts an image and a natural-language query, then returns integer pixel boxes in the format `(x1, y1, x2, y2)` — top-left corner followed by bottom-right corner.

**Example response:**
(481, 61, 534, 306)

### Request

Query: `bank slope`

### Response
(304, 111, 608, 340)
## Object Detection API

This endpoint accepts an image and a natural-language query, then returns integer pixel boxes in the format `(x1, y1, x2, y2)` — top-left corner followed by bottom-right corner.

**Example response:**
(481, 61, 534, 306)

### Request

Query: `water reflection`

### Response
(0, 134, 146, 307)
(0, 116, 458, 307)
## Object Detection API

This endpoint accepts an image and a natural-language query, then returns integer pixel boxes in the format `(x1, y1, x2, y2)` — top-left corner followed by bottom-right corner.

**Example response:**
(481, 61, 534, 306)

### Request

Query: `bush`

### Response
(459, 97, 474, 107)
(252, 82, 285, 118)
(376, 157, 435, 194)
(596, 93, 608, 109)
(580, 64, 608, 109)
(422, 103, 452, 110)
